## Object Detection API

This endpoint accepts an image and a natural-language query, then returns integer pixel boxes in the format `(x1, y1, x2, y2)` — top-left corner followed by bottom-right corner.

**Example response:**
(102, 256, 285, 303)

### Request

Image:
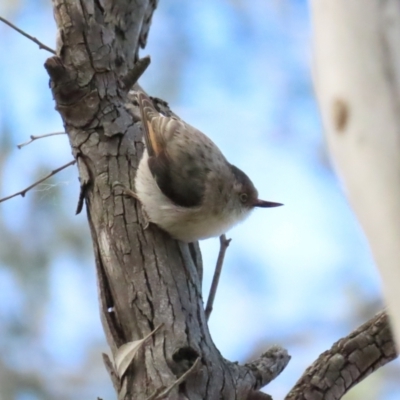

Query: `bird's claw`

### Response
(142, 210, 150, 230)
(112, 181, 140, 201)
(112, 181, 149, 229)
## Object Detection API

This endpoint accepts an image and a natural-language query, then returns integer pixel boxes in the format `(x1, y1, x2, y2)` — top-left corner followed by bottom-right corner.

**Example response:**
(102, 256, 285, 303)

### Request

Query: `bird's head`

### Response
(230, 164, 283, 212)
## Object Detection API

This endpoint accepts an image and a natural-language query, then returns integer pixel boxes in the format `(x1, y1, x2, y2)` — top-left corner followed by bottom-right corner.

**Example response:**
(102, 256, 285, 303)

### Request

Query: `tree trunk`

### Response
(310, 0, 400, 350)
(44, 1, 289, 399)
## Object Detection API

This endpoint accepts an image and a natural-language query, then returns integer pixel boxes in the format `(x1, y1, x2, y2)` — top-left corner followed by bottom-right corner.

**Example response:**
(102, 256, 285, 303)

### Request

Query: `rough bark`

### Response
(310, 0, 400, 350)
(45, 1, 289, 399)
(286, 311, 397, 400)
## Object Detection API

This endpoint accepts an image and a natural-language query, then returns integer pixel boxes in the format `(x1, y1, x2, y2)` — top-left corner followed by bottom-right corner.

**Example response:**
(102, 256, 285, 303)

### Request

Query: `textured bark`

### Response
(285, 311, 397, 400)
(45, 1, 289, 399)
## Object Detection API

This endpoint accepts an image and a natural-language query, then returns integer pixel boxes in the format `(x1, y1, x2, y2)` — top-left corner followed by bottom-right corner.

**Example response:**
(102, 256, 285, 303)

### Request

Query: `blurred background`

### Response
(0, 0, 398, 399)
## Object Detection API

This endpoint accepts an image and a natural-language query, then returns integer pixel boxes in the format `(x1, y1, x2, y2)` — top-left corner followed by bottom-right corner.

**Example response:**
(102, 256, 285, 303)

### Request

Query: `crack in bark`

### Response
(151, 246, 177, 326)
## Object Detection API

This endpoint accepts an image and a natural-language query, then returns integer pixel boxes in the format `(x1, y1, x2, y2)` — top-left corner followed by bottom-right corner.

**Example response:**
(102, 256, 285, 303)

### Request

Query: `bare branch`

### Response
(0, 16, 56, 54)
(0, 160, 76, 203)
(122, 55, 151, 89)
(243, 345, 291, 389)
(285, 310, 397, 400)
(17, 132, 66, 149)
(205, 234, 232, 321)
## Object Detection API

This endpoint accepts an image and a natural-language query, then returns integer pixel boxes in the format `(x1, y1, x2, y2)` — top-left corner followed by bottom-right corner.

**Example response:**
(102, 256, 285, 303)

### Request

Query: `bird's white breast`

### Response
(135, 151, 251, 242)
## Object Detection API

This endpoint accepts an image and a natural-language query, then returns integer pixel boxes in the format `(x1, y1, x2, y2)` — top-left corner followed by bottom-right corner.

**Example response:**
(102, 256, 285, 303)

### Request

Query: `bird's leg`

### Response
(140, 209, 150, 230)
(112, 181, 150, 229)
(205, 234, 232, 321)
(112, 181, 140, 200)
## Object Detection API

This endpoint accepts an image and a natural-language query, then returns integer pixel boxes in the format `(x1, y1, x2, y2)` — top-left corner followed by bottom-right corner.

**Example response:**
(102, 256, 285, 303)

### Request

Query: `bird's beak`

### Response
(253, 199, 283, 208)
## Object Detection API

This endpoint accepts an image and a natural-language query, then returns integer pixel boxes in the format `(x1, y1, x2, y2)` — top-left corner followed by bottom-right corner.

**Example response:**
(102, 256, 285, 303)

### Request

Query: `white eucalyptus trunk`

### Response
(310, 0, 400, 349)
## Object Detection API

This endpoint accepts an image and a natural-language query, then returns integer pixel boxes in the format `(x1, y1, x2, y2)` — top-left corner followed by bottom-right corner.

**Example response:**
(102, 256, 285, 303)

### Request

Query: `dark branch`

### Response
(247, 391, 273, 400)
(17, 132, 66, 149)
(0, 16, 56, 54)
(75, 157, 91, 215)
(122, 55, 151, 89)
(205, 234, 232, 321)
(285, 310, 397, 400)
(0, 160, 76, 203)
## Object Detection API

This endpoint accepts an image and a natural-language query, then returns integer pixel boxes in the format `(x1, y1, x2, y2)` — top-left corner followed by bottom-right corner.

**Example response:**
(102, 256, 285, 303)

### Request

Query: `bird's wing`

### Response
(137, 92, 211, 208)
(138, 92, 166, 157)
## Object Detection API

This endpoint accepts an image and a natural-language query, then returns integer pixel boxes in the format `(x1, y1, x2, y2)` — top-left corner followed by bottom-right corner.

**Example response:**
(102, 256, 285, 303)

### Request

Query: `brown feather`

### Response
(138, 92, 163, 156)
(137, 92, 206, 207)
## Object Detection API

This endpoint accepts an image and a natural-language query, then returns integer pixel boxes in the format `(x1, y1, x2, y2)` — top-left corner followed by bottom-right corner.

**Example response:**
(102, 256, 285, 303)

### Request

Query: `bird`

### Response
(132, 92, 282, 243)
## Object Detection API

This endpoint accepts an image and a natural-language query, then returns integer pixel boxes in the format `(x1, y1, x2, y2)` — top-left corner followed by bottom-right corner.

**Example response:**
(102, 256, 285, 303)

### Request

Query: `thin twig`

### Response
(0, 160, 76, 203)
(205, 234, 232, 321)
(0, 16, 56, 54)
(17, 132, 66, 149)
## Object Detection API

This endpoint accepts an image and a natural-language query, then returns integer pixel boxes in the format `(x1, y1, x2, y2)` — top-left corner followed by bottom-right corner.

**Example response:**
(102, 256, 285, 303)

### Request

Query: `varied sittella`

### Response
(132, 92, 282, 243)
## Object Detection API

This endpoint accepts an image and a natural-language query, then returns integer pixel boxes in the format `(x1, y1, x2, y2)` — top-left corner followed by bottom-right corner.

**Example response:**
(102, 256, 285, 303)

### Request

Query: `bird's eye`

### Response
(239, 193, 248, 203)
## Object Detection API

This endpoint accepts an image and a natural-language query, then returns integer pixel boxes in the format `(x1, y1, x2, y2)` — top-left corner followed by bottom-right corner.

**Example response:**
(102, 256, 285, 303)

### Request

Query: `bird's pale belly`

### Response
(135, 153, 249, 242)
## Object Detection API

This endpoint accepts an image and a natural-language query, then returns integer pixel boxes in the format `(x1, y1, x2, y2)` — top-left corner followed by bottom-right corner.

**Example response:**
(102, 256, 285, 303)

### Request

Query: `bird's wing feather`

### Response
(138, 92, 165, 157)
(138, 92, 213, 208)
